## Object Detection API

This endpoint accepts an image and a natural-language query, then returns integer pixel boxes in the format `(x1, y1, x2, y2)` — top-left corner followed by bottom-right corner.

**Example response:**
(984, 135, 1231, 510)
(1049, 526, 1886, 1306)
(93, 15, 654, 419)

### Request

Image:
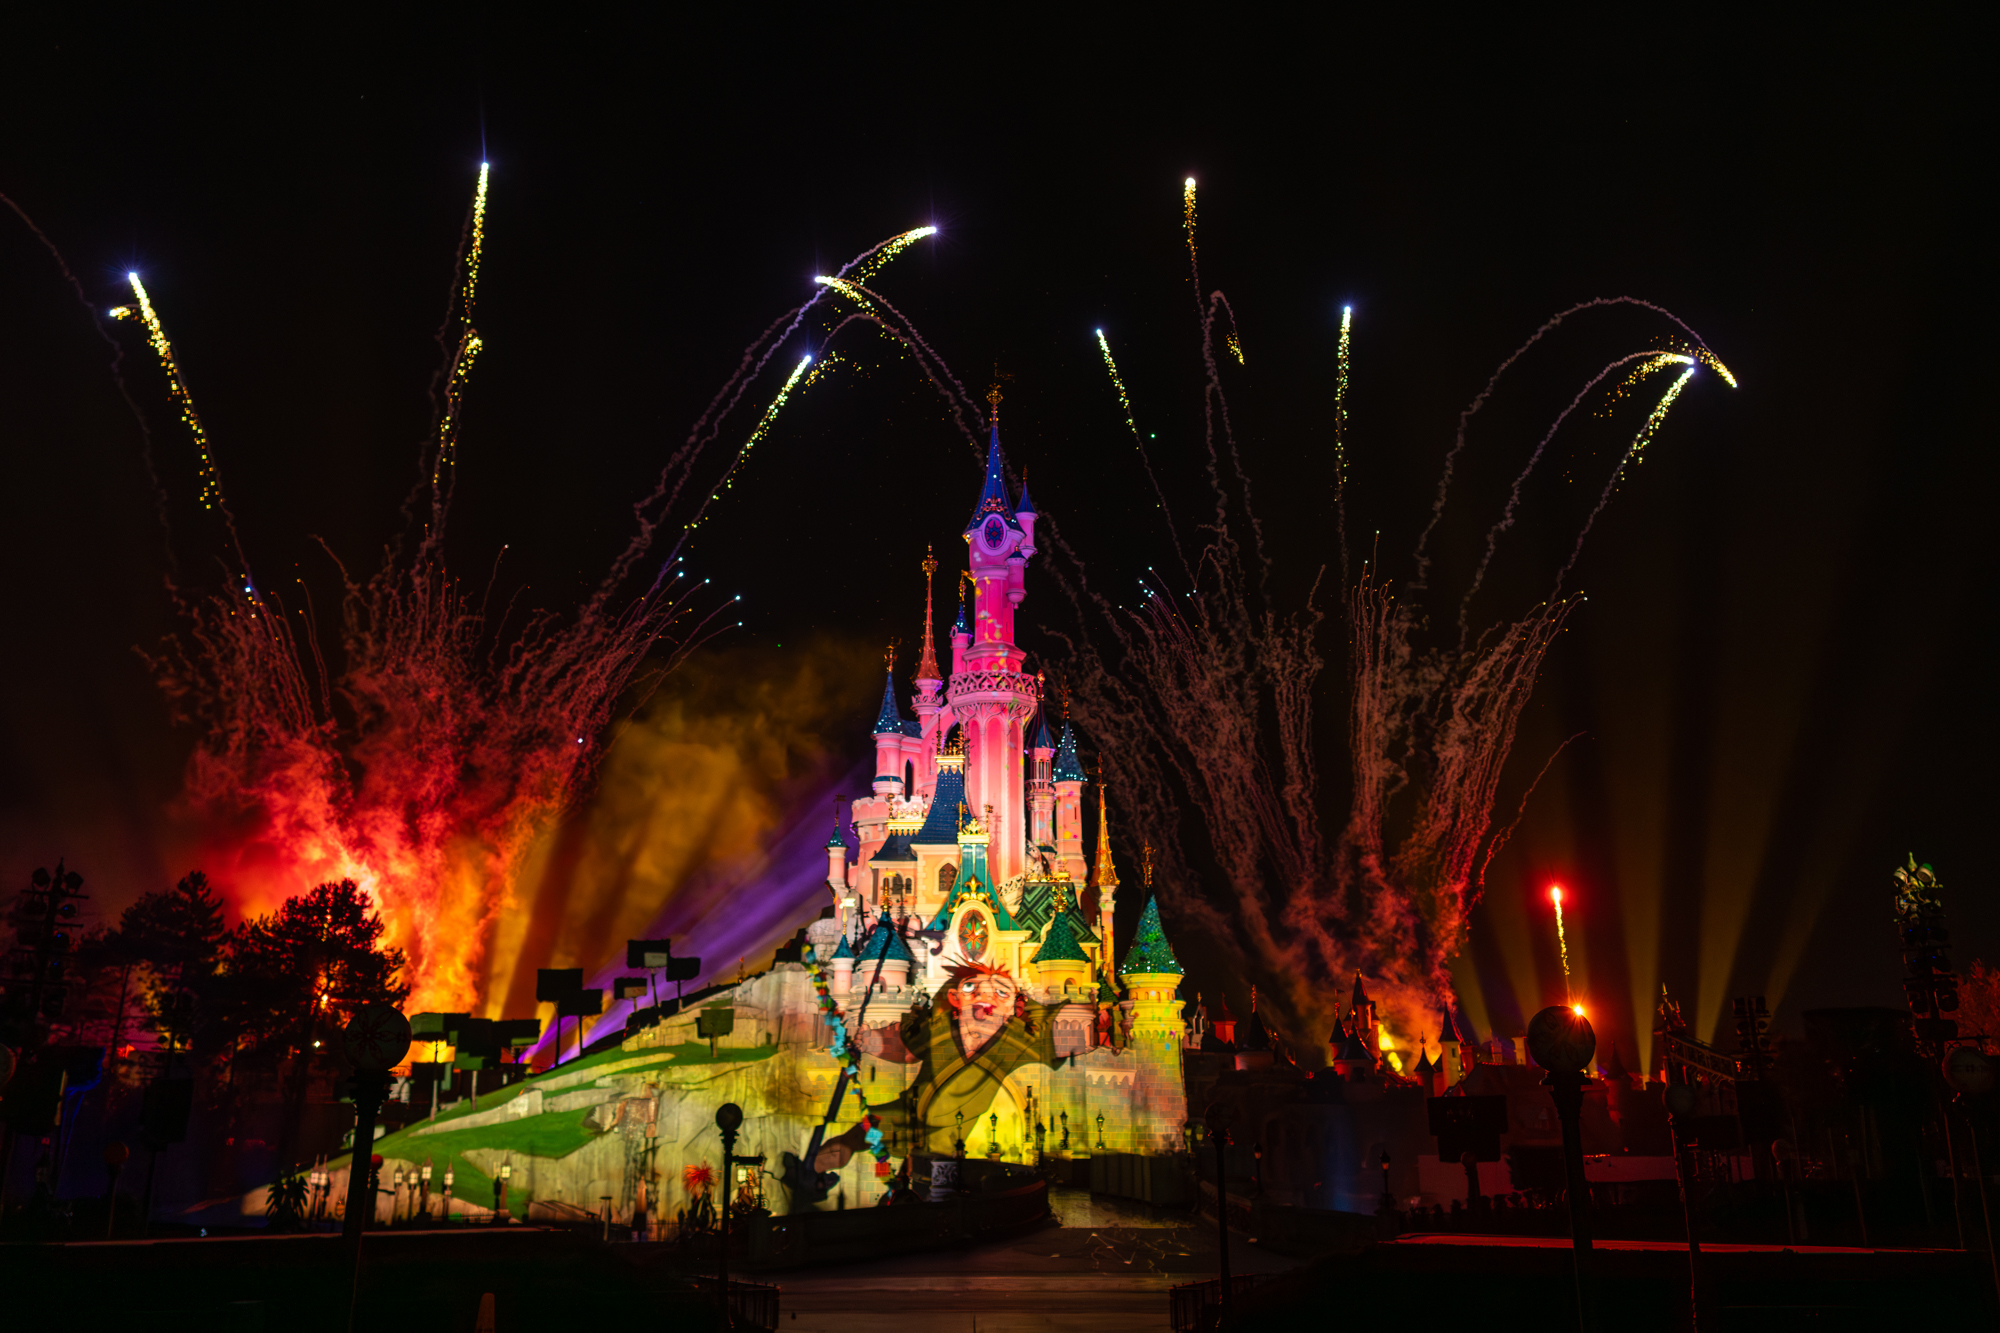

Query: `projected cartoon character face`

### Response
(945, 961, 1024, 1059)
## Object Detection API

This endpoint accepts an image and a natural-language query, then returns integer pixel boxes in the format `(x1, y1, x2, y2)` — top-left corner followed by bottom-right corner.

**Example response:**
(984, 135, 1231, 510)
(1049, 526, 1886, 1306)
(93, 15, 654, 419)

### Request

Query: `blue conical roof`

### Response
(952, 599, 971, 637)
(1053, 723, 1085, 783)
(913, 763, 966, 844)
(965, 426, 1021, 534)
(1015, 478, 1037, 516)
(826, 822, 847, 851)
(832, 934, 854, 960)
(855, 910, 915, 967)
(872, 672, 903, 735)
(1032, 710, 1055, 752)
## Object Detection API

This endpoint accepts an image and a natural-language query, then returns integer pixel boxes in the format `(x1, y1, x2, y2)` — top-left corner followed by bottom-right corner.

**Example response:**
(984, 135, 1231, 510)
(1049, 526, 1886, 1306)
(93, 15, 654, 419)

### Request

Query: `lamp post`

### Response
(1060, 1110, 1069, 1152)
(1943, 1048, 2000, 1311)
(716, 1102, 743, 1330)
(1096, 1112, 1106, 1152)
(990, 1111, 1000, 1157)
(1665, 1080, 1704, 1331)
(103, 1141, 129, 1239)
(419, 1159, 433, 1224)
(1527, 1005, 1597, 1333)
(1205, 1102, 1235, 1322)
(955, 1111, 965, 1159)
(442, 1162, 455, 1223)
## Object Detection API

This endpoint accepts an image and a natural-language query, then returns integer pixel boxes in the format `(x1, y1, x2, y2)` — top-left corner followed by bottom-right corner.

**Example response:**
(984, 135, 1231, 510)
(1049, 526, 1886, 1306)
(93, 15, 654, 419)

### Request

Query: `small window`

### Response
(904, 760, 914, 794)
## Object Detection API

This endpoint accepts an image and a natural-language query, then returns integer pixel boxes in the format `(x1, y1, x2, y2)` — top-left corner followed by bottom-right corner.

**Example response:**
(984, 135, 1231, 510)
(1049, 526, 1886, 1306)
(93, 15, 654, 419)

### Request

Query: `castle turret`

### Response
(953, 412, 1040, 886)
(872, 656, 908, 801)
(825, 817, 848, 898)
(1117, 893, 1185, 1044)
(1089, 782, 1120, 960)
(1027, 708, 1056, 862)
(1031, 908, 1092, 996)
(1052, 721, 1088, 883)
(830, 933, 855, 993)
(912, 548, 945, 800)
(854, 909, 915, 990)
(1437, 1007, 1468, 1088)
(1346, 972, 1380, 1069)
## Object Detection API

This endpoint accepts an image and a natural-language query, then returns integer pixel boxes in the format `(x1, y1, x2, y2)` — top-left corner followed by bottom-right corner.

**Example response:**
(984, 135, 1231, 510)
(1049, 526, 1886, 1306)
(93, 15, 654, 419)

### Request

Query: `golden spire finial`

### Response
(1143, 844, 1154, 890)
(1091, 776, 1120, 892)
(916, 545, 941, 680)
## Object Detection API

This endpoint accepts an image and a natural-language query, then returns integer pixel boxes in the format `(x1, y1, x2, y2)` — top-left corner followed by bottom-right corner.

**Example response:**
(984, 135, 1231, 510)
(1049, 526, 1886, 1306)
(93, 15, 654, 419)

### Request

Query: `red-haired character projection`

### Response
(856, 960, 1054, 1156)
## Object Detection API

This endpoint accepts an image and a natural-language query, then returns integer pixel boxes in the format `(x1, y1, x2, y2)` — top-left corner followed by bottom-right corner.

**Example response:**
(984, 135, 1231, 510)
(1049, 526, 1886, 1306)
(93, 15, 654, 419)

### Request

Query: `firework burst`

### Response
(111, 172, 942, 1013)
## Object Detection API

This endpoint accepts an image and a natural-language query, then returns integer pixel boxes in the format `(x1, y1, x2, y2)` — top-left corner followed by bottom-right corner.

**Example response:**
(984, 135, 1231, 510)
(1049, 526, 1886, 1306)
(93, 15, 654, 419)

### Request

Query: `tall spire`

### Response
(1092, 780, 1120, 892)
(872, 644, 903, 735)
(915, 545, 941, 681)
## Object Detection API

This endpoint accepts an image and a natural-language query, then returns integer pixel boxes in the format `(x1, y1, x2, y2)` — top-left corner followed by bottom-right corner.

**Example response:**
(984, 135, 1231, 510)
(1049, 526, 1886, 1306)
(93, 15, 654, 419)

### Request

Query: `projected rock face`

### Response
(349, 423, 1190, 1223)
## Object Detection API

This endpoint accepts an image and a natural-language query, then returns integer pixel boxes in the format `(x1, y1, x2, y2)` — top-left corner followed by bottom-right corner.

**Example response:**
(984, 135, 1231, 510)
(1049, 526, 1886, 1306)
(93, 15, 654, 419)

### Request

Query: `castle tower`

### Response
(1118, 894, 1186, 1053)
(1089, 781, 1120, 961)
(1437, 1007, 1468, 1089)
(1052, 721, 1088, 883)
(911, 547, 945, 801)
(825, 813, 848, 899)
(1346, 972, 1380, 1067)
(952, 415, 1041, 886)
(1030, 910, 1092, 996)
(1027, 708, 1056, 861)
(872, 650, 909, 802)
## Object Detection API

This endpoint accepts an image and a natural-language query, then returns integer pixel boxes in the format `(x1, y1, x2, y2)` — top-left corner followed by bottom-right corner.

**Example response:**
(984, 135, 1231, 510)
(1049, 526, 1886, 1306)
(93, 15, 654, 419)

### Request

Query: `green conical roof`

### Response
(1033, 911, 1090, 965)
(1117, 894, 1183, 977)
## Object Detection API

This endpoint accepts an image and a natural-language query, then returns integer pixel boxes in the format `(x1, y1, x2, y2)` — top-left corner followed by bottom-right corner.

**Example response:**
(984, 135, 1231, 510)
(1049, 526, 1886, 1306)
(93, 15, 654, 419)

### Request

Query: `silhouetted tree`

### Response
(216, 879, 408, 1173)
(112, 871, 227, 1057)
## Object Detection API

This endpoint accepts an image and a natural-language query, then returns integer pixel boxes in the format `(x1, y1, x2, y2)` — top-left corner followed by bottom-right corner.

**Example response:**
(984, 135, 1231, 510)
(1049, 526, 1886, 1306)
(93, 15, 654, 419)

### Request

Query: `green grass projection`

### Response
(352, 1043, 777, 1212)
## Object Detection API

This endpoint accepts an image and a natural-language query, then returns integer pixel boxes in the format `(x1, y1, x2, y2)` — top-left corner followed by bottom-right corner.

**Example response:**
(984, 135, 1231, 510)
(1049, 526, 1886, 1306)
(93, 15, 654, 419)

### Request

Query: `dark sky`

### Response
(1, 14, 1990, 1049)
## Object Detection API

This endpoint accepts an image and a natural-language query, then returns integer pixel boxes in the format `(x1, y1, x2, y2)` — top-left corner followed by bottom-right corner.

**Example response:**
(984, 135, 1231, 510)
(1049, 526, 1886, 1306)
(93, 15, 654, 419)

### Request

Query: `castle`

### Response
(801, 419, 1191, 1160)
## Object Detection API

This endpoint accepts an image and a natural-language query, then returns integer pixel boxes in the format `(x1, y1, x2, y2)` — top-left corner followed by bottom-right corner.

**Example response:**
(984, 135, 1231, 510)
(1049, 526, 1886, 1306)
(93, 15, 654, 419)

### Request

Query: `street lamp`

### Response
(716, 1102, 744, 1329)
(1060, 1110, 1069, 1152)
(1527, 1004, 1598, 1333)
(1205, 1102, 1236, 1322)
(1096, 1112, 1105, 1151)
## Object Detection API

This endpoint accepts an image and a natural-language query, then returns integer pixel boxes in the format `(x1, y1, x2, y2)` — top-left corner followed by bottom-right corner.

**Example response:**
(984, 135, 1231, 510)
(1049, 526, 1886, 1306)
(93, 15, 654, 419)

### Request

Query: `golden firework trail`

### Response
(1333, 306, 1353, 491)
(433, 164, 492, 487)
(1183, 176, 1198, 264)
(462, 161, 490, 324)
(848, 225, 937, 287)
(110, 275, 225, 516)
(683, 353, 819, 533)
(1095, 329, 1138, 438)
(1551, 885, 1573, 1003)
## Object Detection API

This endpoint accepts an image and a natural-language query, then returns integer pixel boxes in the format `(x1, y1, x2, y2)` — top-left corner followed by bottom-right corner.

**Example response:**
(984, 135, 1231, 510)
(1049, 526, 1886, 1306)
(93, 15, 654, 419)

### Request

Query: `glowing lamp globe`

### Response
(1526, 1004, 1596, 1073)
(1944, 1046, 1995, 1098)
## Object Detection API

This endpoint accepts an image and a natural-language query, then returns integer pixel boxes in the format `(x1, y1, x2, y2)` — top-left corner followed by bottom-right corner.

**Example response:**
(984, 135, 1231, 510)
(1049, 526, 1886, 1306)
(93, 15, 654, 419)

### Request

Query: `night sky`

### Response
(1, 15, 1989, 1052)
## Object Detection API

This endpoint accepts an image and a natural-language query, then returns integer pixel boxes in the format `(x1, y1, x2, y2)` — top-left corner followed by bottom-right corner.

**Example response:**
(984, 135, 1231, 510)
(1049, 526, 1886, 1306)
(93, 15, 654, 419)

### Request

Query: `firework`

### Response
(111, 276, 229, 524)
(1092, 330, 1193, 591)
(116, 171, 947, 1014)
(1551, 885, 1573, 1002)
(1095, 329, 1137, 436)
(1031, 181, 1734, 1057)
